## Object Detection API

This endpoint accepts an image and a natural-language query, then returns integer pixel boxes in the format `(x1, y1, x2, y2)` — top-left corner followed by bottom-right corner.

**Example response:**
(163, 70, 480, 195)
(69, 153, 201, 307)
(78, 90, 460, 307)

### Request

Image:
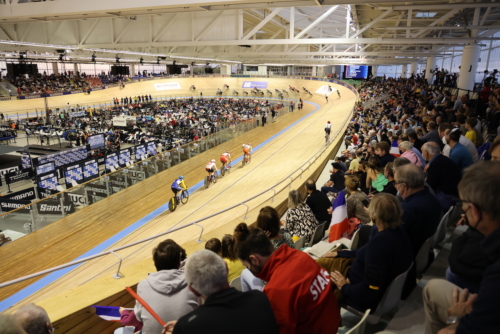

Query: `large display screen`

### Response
(36, 146, 88, 167)
(36, 161, 55, 175)
(83, 160, 99, 179)
(119, 149, 131, 165)
(37, 172, 59, 190)
(65, 165, 84, 186)
(87, 134, 106, 150)
(135, 145, 146, 161)
(344, 65, 369, 79)
(147, 141, 157, 156)
(106, 153, 119, 171)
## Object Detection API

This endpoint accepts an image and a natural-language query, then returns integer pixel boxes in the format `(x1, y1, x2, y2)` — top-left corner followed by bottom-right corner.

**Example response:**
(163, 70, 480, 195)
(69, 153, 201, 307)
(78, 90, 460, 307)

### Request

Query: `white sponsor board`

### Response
(315, 86, 336, 96)
(113, 116, 136, 127)
(154, 82, 181, 91)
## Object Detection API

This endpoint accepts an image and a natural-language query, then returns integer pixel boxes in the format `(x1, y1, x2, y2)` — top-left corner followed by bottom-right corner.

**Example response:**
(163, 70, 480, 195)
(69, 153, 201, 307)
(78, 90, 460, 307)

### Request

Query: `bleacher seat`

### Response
(308, 222, 327, 247)
(229, 276, 242, 291)
(415, 236, 434, 277)
(431, 206, 453, 249)
(294, 236, 306, 250)
(350, 229, 360, 251)
(344, 262, 413, 325)
(343, 309, 371, 334)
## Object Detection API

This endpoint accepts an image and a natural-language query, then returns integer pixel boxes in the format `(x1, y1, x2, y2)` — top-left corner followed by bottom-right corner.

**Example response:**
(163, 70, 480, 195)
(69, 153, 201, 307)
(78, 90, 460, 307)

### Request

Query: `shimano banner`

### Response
(0, 198, 31, 213)
(37, 200, 75, 215)
(3, 187, 37, 201)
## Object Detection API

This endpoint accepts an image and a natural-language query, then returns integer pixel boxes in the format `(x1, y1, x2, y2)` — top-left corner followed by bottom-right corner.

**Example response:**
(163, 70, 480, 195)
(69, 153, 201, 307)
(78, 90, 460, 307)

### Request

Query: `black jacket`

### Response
(174, 288, 278, 334)
(458, 228, 500, 333)
(426, 154, 461, 196)
(306, 190, 332, 223)
(449, 227, 490, 285)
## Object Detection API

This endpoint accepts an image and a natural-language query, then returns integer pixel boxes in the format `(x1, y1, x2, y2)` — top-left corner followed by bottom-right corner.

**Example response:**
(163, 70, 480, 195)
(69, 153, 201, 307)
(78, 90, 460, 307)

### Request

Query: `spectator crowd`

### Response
(3, 76, 500, 334)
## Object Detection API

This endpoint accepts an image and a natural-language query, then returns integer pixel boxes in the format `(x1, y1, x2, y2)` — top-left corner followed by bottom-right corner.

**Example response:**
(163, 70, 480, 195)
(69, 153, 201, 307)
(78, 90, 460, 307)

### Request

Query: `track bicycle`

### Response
(204, 172, 218, 188)
(242, 153, 252, 167)
(220, 162, 232, 177)
(168, 189, 189, 212)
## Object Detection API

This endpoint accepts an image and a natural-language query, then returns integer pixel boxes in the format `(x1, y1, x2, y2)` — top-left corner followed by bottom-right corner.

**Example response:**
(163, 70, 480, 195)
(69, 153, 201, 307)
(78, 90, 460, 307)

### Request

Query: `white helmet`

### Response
(211, 159, 216, 162)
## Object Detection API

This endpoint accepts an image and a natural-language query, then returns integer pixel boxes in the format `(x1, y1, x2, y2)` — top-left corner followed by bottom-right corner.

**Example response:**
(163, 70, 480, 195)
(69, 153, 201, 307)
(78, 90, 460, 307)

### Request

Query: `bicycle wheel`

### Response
(181, 190, 189, 204)
(242, 157, 246, 167)
(168, 197, 177, 212)
(226, 165, 231, 174)
(213, 174, 218, 184)
(204, 176, 209, 189)
(221, 166, 226, 177)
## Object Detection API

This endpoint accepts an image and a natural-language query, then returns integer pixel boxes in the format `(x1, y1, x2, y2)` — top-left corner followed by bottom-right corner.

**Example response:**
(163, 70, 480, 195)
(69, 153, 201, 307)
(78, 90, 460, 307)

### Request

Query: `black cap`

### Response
(331, 162, 341, 170)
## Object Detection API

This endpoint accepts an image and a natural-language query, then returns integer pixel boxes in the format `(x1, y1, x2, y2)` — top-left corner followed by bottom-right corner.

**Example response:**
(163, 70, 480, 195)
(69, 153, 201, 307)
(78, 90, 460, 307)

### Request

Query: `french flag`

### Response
(92, 306, 122, 321)
(390, 141, 401, 157)
(328, 191, 349, 243)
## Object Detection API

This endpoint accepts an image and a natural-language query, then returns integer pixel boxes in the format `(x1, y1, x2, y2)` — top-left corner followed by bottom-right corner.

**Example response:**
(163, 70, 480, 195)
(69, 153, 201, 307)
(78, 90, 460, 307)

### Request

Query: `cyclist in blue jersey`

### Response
(171, 176, 187, 203)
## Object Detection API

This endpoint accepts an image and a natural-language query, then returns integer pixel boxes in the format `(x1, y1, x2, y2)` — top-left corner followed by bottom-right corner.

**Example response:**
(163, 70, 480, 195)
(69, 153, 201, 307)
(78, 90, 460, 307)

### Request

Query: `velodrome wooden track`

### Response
(0, 77, 356, 332)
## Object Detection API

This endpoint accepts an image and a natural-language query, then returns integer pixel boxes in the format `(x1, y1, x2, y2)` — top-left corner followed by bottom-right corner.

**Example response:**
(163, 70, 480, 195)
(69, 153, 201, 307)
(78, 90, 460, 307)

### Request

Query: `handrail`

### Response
(0, 79, 358, 290)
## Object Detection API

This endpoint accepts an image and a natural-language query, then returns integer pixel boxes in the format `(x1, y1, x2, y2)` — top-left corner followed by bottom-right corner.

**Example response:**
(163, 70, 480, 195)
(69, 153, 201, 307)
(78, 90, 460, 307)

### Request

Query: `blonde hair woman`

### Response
(344, 175, 370, 225)
(285, 189, 319, 243)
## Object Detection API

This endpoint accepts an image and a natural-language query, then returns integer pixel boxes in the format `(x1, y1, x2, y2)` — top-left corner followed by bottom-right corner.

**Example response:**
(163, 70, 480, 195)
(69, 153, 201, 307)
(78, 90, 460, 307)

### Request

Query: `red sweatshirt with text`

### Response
(256, 245, 341, 334)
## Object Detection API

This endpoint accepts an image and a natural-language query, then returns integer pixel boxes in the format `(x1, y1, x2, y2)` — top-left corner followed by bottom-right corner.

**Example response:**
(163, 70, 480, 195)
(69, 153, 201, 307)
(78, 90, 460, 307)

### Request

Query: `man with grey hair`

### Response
(162, 250, 278, 334)
(395, 164, 442, 296)
(423, 161, 500, 334)
(422, 142, 461, 211)
(14, 303, 53, 334)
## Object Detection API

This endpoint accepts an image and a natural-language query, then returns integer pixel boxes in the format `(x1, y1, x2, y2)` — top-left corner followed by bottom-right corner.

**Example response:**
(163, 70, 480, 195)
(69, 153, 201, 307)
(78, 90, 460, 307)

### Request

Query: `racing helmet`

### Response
(179, 175, 184, 179)
(211, 159, 216, 162)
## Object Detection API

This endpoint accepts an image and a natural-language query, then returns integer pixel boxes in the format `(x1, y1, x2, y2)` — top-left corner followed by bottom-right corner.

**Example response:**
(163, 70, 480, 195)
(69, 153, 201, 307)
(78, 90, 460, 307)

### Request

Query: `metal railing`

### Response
(0, 78, 358, 289)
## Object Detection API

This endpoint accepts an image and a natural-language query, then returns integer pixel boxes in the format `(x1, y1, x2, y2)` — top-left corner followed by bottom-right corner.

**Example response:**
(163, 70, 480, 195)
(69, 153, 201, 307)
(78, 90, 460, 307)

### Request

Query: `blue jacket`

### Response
(450, 143, 474, 173)
(458, 228, 500, 333)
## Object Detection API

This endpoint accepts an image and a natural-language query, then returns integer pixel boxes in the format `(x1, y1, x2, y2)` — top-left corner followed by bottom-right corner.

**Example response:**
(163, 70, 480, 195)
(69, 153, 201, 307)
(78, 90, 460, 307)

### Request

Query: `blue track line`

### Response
(0, 101, 319, 312)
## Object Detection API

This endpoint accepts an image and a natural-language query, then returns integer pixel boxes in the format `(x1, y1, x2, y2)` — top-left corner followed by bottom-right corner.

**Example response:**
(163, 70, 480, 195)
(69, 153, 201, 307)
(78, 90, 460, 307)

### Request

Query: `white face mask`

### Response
(442, 136, 448, 145)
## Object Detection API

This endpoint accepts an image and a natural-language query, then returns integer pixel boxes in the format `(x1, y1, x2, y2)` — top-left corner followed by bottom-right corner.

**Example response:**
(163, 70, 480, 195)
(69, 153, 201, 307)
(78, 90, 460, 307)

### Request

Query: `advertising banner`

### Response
(154, 82, 181, 90)
(242, 81, 268, 89)
(36, 200, 75, 215)
(5, 168, 34, 185)
(0, 198, 31, 213)
(3, 187, 36, 201)
(37, 187, 59, 199)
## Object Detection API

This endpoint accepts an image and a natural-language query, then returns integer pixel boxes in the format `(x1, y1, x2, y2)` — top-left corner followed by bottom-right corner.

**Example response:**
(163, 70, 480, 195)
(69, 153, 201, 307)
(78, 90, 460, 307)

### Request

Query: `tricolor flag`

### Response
(328, 191, 349, 243)
(93, 306, 124, 321)
(390, 141, 401, 157)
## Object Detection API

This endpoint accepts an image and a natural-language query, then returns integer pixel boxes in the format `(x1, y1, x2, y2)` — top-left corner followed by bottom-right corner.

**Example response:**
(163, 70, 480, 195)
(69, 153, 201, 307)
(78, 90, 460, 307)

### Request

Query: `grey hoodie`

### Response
(134, 269, 199, 334)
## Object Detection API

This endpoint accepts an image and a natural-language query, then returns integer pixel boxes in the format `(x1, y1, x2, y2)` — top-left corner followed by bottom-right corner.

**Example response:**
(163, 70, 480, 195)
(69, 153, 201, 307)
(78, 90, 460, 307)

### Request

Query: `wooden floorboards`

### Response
(0, 78, 355, 326)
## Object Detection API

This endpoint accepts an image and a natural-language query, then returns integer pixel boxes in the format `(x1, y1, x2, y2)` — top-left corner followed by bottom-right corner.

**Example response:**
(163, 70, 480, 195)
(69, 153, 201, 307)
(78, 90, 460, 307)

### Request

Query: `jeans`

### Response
(321, 186, 340, 194)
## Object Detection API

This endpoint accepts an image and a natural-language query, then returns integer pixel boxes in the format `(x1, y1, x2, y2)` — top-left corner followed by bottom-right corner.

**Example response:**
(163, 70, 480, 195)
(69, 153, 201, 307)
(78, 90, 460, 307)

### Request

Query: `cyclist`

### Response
(220, 150, 232, 169)
(206, 159, 218, 181)
(325, 121, 332, 142)
(171, 176, 187, 204)
(242, 143, 252, 163)
(325, 121, 332, 136)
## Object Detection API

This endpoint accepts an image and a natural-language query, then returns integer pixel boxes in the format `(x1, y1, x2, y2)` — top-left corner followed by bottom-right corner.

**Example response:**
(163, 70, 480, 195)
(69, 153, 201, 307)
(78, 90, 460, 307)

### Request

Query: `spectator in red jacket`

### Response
(234, 223, 340, 334)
